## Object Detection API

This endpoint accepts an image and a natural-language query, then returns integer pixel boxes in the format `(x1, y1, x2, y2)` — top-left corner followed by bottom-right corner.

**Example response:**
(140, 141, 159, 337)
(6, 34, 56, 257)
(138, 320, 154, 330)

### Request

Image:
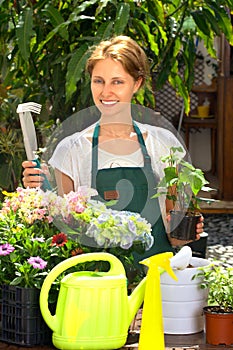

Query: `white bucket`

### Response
(160, 257, 210, 334)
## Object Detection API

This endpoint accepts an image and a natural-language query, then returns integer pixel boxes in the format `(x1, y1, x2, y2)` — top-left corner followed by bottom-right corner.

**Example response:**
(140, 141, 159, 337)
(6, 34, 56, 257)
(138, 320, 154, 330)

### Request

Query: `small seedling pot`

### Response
(169, 210, 201, 241)
(203, 306, 233, 345)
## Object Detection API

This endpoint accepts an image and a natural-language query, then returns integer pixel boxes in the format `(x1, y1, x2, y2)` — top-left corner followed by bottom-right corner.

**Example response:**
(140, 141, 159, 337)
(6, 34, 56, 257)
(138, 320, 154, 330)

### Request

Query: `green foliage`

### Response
(0, 127, 25, 192)
(153, 146, 212, 212)
(194, 263, 233, 312)
(1, 0, 233, 119)
(0, 0, 233, 191)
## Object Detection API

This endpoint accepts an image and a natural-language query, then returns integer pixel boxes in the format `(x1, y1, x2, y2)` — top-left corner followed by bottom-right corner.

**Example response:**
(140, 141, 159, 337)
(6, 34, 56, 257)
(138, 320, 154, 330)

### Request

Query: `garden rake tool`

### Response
(17, 102, 51, 191)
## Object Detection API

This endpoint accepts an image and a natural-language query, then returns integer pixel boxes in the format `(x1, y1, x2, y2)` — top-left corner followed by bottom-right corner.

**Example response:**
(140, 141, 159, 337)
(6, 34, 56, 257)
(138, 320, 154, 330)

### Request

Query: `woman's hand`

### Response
(195, 214, 204, 234)
(22, 160, 46, 188)
(166, 213, 204, 247)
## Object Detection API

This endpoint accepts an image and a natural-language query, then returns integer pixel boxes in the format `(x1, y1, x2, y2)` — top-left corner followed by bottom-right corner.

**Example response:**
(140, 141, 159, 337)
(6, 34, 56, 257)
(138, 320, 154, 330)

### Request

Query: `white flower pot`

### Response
(160, 257, 210, 334)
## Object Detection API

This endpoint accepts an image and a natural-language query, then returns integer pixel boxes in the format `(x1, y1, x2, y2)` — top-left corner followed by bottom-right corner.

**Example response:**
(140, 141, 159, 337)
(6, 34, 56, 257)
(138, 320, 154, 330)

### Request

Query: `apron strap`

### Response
(132, 121, 152, 168)
(91, 121, 152, 188)
(91, 123, 100, 188)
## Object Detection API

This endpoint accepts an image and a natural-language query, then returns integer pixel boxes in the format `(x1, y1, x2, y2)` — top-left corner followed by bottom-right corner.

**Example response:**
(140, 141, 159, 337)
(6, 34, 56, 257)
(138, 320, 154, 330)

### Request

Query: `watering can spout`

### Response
(128, 276, 146, 324)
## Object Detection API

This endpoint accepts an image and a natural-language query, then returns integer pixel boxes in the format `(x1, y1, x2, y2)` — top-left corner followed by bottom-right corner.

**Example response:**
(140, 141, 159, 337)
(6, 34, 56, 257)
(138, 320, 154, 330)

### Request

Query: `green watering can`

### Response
(40, 251, 175, 350)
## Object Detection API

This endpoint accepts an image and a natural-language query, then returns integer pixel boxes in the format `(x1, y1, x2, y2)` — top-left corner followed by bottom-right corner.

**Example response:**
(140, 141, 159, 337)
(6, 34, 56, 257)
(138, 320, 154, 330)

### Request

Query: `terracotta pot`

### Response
(204, 306, 233, 345)
(169, 210, 201, 241)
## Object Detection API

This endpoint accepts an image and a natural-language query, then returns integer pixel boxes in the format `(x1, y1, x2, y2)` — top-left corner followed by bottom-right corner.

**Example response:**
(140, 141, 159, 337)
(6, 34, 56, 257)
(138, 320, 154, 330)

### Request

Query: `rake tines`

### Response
(16, 102, 42, 115)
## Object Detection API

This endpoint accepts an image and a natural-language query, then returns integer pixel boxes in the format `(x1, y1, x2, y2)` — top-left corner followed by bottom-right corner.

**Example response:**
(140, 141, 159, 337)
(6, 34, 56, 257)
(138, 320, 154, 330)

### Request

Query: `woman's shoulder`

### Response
(135, 121, 180, 141)
(55, 122, 97, 147)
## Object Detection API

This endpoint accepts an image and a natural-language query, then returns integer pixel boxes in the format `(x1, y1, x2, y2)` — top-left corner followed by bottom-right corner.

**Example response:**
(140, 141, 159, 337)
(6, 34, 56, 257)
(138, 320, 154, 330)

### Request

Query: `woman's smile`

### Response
(91, 58, 141, 107)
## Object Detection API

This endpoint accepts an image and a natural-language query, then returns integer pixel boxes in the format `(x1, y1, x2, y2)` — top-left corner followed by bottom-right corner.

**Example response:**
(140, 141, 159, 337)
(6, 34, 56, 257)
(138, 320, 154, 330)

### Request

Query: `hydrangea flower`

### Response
(0, 186, 153, 289)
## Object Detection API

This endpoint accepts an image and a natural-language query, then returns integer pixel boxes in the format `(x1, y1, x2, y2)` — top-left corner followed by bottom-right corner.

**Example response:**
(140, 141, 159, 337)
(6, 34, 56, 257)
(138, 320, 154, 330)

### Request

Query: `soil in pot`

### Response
(204, 306, 233, 345)
(169, 210, 201, 241)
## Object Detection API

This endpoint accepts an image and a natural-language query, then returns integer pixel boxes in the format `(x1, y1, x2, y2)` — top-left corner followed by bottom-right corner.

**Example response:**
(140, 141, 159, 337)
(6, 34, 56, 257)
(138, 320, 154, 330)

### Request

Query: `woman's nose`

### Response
(101, 82, 112, 96)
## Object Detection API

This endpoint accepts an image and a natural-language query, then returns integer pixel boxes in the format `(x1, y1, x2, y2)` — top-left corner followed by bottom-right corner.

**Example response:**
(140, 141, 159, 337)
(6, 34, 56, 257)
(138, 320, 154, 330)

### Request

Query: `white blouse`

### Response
(49, 121, 185, 227)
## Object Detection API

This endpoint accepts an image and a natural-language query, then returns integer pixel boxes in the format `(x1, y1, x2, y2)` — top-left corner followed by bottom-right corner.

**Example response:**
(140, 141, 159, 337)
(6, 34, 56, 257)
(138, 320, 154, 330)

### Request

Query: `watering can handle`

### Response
(39, 252, 125, 331)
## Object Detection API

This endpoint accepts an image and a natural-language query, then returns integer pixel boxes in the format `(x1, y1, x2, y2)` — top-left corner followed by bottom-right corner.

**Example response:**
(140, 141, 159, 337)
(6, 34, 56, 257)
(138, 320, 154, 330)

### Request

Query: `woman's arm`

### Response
(54, 168, 74, 196)
(22, 161, 74, 196)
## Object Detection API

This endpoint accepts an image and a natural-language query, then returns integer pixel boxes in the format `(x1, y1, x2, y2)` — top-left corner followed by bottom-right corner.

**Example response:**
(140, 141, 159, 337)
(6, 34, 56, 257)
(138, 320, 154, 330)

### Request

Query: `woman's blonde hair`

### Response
(86, 36, 149, 88)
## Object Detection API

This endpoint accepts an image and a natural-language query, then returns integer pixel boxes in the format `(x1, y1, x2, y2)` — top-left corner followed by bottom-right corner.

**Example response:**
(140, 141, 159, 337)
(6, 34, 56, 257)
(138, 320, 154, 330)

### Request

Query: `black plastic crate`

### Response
(0, 285, 52, 347)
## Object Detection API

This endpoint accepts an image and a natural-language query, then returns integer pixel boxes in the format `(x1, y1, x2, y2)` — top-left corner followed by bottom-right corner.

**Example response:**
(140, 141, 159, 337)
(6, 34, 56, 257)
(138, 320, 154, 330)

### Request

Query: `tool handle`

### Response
(33, 158, 52, 191)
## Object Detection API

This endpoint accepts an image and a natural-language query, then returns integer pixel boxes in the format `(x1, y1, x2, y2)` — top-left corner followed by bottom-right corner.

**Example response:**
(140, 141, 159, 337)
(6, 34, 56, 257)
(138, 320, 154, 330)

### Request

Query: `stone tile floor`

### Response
(204, 213, 233, 266)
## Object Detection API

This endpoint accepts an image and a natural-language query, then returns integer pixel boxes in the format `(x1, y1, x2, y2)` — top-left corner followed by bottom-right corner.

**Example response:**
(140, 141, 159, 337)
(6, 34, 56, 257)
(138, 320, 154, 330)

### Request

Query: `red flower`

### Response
(52, 233, 68, 247)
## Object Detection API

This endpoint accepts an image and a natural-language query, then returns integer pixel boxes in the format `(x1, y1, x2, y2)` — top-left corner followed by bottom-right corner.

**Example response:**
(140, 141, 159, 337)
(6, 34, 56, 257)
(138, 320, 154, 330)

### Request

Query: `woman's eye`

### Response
(113, 80, 123, 85)
(93, 79, 103, 84)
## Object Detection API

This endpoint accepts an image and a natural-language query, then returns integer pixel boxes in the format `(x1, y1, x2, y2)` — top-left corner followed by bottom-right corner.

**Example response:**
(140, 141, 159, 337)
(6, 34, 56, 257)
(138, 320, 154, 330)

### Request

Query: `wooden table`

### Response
(0, 332, 233, 350)
(121, 331, 233, 349)
(165, 332, 233, 349)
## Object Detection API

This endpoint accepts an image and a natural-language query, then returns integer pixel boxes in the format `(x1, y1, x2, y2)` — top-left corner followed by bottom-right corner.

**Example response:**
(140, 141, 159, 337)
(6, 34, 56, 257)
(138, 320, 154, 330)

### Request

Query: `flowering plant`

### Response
(0, 187, 153, 292)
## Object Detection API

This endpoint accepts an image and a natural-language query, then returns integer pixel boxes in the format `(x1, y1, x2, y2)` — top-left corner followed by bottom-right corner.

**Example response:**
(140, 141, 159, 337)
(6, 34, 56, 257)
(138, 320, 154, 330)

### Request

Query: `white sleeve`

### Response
(49, 135, 75, 180)
(48, 130, 93, 190)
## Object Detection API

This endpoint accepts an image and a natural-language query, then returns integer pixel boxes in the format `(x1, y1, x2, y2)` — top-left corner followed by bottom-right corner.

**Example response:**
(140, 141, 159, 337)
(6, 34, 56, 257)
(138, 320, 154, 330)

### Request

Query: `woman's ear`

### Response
(133, 77, 143, 93)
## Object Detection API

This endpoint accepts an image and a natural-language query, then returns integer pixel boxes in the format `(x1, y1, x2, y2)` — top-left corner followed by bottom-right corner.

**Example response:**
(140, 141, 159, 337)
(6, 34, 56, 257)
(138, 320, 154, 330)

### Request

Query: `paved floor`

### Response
(204, 213, 233, 266)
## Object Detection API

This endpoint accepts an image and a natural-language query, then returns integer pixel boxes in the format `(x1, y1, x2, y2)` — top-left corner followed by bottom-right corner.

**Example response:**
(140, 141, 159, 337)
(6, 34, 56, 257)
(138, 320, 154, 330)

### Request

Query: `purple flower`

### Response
(27, 256, 47, 269)
(0, 243, 15, 256)
(128, 220, 136, 234)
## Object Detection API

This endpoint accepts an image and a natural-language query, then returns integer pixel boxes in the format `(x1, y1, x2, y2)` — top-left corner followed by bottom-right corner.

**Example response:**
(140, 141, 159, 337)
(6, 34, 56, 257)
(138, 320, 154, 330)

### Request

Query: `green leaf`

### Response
(202, 8, 221, 36)
(212, 5, 233, 44)
(75, 0, 100, 15)
(114, 3, 130, 35)
(96, 0, 112, 17)
(10, 276, 23, 286)
(16, 8, 33, 61)
(191, 10, 210, 37)
(96, 21, 113, 39)
(42, 5, 69, 41)
(0, 158, 12, 188)
(147, 0, 165, 24)
(65, 44, 90, 102)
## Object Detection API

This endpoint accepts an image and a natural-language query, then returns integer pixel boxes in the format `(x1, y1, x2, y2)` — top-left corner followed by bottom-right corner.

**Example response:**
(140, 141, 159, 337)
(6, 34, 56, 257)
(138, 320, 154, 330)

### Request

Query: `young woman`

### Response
(22, 36, 203, 257)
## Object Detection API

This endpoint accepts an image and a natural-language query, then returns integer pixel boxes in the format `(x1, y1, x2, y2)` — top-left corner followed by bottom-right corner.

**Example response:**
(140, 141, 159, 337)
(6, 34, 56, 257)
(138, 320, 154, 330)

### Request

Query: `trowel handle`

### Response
(40, 252, 125, 330)
(33, 158, 52, 191)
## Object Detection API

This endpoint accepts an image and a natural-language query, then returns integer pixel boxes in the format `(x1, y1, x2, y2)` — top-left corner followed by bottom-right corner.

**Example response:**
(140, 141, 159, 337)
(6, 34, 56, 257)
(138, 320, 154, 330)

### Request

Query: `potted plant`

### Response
(0, 186, 153, 346)
(0, 187, 86, 346)
(153, 146, 213, 241)
(193, 262, 233, 345)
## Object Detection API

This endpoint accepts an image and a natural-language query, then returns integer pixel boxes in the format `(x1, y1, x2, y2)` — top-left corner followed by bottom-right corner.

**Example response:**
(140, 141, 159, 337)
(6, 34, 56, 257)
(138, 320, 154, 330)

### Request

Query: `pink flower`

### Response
(27, 256, 47, 269)
(0, 243, 15, 256)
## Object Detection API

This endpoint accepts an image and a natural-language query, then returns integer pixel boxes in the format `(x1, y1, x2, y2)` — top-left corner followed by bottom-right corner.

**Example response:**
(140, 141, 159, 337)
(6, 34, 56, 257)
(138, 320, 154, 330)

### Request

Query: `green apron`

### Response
(91, 122, 174, 260)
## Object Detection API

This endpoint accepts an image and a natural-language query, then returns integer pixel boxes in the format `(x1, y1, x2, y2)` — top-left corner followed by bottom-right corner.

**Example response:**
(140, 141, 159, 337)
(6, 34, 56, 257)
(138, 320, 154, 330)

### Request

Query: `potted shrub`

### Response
(0, 186, 153, 346)
(194, 263, 233, 345)
(153, 146, 213, 241)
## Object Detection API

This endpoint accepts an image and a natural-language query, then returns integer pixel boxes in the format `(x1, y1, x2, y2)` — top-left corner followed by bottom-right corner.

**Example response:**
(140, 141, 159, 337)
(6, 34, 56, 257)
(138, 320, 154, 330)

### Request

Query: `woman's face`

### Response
(91, 58, 142, 115)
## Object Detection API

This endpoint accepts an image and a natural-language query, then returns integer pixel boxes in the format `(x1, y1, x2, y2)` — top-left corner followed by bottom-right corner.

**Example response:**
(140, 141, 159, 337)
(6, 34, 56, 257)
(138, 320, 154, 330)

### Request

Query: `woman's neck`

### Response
(99, 122, 135, 138)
